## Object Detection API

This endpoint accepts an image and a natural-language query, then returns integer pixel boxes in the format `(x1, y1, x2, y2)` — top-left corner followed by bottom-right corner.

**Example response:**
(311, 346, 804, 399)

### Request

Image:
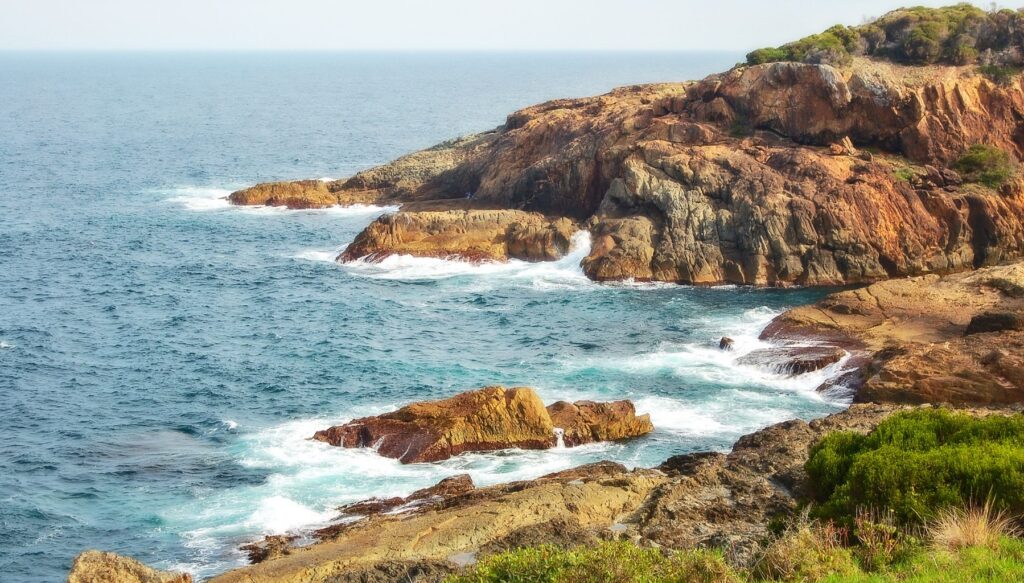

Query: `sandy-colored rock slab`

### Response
(68, 551, 191, 583)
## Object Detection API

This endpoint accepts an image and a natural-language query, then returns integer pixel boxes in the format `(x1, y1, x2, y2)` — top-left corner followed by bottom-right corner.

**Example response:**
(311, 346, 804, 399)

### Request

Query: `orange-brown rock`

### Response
(312, 387, 652, 463)
(338, 474, 475, 517)
(762, 262, 1024, 405)
(234, 58, 1024, 285)
(546, 400, 654, 447)
(338, 210, 577, 263)
(68, 551, 192, 583)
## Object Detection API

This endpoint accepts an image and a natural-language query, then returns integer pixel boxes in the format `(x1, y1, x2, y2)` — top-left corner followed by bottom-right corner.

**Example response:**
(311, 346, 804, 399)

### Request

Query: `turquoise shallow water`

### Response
(0, 52, 846, 581)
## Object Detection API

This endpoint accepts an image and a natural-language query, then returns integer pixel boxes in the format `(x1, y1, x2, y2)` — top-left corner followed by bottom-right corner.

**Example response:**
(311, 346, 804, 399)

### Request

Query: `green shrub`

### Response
(744, 4, 1024, 67)
(978, 64, 1022, 86)
(806, 409, 1024, 525)
(447, 541, 742, 583)
(954, 144, 1016, 188)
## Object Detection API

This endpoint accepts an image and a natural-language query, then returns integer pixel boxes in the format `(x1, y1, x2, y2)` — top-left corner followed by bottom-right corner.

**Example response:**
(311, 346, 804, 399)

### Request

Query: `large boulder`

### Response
(68, 551, 191, 583)
(312, 387, 652, 463)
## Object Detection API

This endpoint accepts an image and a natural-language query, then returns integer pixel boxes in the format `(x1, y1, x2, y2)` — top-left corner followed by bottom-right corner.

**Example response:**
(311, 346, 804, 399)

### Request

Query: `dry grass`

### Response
(929, 499, 1020, 552)
(752, 509, 858, 581)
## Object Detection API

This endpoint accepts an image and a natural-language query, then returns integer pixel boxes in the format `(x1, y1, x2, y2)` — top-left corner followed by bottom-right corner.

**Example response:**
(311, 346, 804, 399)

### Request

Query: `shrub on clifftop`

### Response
(746, 4, 1024, 67)
(805, 409, 1024, 525)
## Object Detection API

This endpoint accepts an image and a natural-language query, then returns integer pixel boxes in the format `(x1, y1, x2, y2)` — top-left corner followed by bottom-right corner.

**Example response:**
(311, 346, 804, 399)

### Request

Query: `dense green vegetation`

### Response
(447, 536, 1024, 582)
(746, 4, 1024, 69)
(806, 409, 1024, 525)
(954, 144, 1017, 187)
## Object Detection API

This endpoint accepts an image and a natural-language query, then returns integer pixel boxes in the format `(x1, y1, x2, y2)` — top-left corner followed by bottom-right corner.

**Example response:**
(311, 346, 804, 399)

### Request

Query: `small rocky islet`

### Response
(73, 5, 1024, 582)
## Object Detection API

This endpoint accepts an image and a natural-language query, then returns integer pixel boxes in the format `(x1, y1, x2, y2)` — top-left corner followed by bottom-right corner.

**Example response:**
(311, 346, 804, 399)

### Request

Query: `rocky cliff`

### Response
(233, 58, 1024, 285)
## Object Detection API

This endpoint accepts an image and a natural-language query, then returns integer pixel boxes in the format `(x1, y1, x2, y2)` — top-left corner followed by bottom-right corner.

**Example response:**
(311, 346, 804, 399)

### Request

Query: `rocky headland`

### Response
(234, 58, 1024, 286)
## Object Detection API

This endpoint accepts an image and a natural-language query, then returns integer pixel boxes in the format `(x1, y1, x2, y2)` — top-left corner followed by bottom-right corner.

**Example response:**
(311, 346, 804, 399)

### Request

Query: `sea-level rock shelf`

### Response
(234, 57, 1024, 286)
(311, 386, 654, 463)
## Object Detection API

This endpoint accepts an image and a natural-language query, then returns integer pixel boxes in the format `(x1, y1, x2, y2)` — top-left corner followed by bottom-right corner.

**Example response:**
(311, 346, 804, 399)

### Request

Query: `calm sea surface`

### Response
(0, 52, 846, 581)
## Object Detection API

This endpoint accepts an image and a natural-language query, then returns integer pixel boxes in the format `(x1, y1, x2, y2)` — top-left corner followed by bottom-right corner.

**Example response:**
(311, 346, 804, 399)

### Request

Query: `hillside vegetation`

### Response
(747, 4, 1024, 68)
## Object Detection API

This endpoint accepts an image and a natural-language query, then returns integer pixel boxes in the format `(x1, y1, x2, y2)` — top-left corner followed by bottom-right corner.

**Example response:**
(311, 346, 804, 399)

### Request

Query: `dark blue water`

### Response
(0, 52, 843, 581)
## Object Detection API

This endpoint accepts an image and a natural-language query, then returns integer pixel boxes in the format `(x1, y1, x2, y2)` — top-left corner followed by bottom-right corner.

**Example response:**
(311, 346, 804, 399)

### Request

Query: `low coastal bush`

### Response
(447, 541, 742, 582)
(447, 533, 1024, 582)
(745, 4, 1024, 67)
(978, 64, 1023, 85)
(805, 409, 1024, 525)
(954, 144, 1016, 188)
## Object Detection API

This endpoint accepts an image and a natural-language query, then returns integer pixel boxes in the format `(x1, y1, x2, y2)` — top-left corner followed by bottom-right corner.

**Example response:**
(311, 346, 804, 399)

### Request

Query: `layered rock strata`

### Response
(234, 59, 1024, 285)
(763, 262, 1024, 404)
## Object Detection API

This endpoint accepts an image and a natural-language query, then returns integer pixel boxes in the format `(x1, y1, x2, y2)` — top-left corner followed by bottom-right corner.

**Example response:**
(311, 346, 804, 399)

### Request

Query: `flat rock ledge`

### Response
(68, 550, 191, 583)
(311, 386, 654, 463)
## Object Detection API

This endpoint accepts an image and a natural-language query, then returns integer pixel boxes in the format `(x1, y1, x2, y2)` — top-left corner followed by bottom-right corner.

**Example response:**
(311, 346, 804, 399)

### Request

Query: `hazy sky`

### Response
(0, 0, 1000, 51)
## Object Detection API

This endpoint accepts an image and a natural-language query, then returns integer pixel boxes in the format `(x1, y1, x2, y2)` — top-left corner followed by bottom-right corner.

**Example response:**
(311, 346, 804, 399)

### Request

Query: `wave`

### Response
(161, 185, 398, 216)
(0, 340, 12, 350)
(164, 186, 235, 211)
(341, 231, 594, 289)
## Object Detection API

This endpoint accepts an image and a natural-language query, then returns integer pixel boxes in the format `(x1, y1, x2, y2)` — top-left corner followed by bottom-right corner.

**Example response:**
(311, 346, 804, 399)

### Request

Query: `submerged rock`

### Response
(338, 474, 476, 517)
(68, 551, 191, 583)
(719, 337, 735, 351)
(312, 387, 652, 463)
(735, 345, 846, 376)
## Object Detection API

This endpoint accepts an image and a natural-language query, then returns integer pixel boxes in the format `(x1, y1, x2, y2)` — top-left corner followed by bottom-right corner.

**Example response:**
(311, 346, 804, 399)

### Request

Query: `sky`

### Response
(0, 0, 1002, 52)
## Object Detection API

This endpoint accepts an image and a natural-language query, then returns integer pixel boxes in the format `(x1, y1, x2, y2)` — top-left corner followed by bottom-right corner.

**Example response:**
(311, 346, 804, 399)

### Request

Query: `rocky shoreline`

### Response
(70, 11, 1024, 580)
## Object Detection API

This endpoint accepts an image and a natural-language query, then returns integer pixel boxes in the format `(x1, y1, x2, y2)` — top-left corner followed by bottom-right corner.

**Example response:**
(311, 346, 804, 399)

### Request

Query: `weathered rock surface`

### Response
(68, 551, 192, 583)
(337, 474, 475, 517)
(207, 462, 664, 583)
(764, 262, 1024, 404)
(241, 535, 298, 565)
(546, 399, 654, 447)
(236, 58, 1024, 285)
(338, 210, 577, 263)
(311, 387, 652, 463)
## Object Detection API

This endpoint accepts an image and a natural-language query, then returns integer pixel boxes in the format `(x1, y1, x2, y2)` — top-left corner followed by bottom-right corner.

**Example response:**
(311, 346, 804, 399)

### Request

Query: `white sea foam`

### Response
(223, 419, 239, 431)
(342, 231, 594, 290)
(0, 340, 12, 350)
(165, 186, 234, 211)
(291, 248, 343, 263)
(162, 184, 397, 217)
(245, 496, 336, 534)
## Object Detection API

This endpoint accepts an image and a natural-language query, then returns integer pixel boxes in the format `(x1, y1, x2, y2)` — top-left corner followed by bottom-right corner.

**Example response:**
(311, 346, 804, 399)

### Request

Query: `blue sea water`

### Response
(0, 52, 847, 581)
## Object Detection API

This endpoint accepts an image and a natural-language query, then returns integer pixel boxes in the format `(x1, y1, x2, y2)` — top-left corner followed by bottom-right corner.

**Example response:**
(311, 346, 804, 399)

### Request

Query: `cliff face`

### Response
(233, 58, 1024, 286)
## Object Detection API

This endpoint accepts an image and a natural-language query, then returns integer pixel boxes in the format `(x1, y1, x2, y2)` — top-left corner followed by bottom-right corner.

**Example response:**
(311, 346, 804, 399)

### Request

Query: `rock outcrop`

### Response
(235, 58, 1024, 286)
(335, 474, 475, 518)
(338, 210, 577, 263)
(312, 387, 653, 463)
(763, 262, 1024, 404)
(68, 551, 192, 583)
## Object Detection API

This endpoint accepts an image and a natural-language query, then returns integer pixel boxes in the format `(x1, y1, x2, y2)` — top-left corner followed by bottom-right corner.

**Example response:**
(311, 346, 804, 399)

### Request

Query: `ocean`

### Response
(0, 51, 846, 581)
